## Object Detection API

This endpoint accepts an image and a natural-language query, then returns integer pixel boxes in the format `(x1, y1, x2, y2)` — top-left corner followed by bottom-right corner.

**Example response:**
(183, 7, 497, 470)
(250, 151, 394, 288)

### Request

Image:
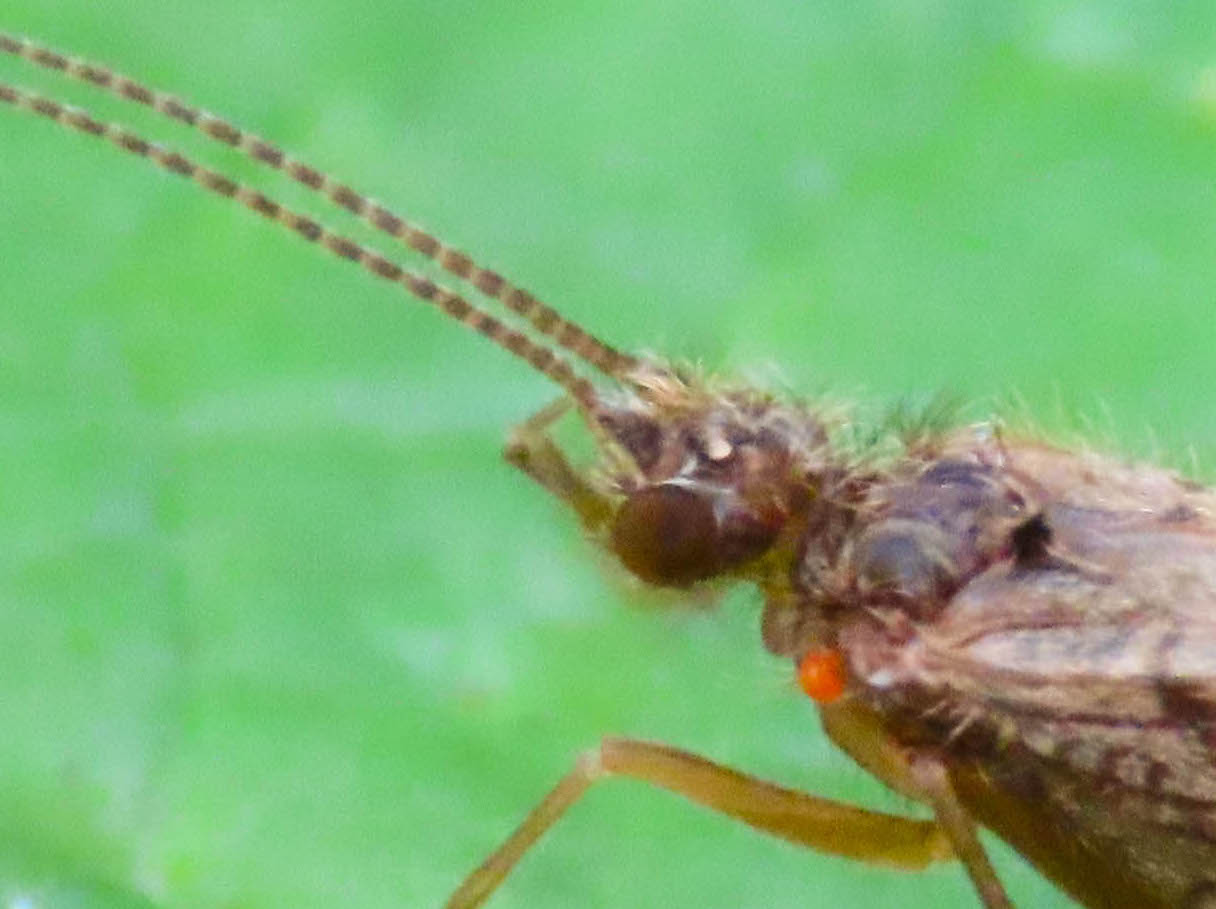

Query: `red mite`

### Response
(5, 31, 1216, 909)
(799, 648, 847, 703)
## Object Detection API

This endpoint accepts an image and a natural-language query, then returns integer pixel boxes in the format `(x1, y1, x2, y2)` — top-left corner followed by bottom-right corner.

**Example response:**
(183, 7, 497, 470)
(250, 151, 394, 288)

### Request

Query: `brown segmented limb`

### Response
(503, 397, 619, 533)
(0, 81, 600, 410)
(0, 31, 638, 381)
(908, 757, 1011, 909)
(447, 737, 954, 909)
(819, 700, 1011, 909)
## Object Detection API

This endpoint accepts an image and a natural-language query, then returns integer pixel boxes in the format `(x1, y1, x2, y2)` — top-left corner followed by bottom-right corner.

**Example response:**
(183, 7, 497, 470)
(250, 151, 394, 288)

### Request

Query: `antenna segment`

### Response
(0, 79, 602, 411)
(0, 31, 639, 382)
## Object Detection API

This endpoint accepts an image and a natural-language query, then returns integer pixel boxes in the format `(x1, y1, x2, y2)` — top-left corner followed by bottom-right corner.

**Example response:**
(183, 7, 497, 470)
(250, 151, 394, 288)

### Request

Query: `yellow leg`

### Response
(503, 397, 614, 533)
(820, 699, 1012, 909)
(446, 737, 955, 909)
(910, 756, 1011, 909)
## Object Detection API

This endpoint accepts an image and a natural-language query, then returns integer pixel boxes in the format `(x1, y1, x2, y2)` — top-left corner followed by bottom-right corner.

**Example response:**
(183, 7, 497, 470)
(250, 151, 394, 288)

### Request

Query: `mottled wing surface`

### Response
(924, 444, 1216, 908)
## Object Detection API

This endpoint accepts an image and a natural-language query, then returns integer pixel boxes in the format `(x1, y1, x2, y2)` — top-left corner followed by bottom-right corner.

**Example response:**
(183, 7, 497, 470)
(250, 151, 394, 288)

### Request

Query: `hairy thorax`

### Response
(762, 429, 1216, 907)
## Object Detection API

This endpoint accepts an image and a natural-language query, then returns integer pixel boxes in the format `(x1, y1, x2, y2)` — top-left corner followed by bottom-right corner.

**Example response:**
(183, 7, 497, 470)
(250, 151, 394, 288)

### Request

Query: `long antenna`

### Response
(0, 80, 602, 412)
(0, 32, 639, 380)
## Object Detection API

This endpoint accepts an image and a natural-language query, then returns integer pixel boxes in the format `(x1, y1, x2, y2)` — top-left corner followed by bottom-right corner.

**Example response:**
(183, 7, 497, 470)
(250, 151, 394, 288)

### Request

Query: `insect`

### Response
(4, 23, 1215, 909)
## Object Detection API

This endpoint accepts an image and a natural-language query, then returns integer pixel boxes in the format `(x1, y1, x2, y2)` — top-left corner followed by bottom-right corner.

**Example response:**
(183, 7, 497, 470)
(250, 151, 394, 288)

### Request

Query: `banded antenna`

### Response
(0, 32, 641, 411)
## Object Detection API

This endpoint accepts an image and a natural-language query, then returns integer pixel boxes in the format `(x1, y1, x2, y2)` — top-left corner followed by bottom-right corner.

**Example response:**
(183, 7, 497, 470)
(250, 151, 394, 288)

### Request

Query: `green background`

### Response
(3, 3, 1215, 908)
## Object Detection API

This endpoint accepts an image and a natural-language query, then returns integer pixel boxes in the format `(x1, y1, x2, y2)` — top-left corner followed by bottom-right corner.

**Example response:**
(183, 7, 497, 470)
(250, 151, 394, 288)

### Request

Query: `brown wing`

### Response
(919, 447, 1216, 907)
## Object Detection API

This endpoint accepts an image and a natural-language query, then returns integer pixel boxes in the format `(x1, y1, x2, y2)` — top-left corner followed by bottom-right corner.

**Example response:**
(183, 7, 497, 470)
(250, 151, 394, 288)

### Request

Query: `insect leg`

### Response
(503, 397, 615, 533)
(909, 756, 1011, 909)
(447, 737, 953, 908)
(820, 701, 1012, 909)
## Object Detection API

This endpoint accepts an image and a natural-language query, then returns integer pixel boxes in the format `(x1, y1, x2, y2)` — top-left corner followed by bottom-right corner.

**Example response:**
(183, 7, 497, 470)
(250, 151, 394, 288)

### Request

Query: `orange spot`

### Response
(798, 648, 846, 703)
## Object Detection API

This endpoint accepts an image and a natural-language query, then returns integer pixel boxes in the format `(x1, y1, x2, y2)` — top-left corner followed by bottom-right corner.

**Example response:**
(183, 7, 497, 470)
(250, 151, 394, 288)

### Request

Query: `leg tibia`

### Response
(446, 737, 953, 909)
(503, 397, 614, 532)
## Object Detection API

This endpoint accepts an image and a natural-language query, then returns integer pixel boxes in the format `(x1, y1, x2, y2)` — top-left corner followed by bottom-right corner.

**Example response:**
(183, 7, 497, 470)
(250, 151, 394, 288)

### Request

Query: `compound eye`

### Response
(611, 484, 721, 587)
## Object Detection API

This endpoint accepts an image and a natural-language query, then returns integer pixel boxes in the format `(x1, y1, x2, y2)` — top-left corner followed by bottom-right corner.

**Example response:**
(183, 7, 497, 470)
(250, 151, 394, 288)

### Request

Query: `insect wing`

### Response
(912, 491, 1216, 908)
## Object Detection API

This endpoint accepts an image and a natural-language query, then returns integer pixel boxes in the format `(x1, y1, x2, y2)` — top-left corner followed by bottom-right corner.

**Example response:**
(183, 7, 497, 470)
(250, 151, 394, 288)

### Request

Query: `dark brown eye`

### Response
(611, 484, 721, 587)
